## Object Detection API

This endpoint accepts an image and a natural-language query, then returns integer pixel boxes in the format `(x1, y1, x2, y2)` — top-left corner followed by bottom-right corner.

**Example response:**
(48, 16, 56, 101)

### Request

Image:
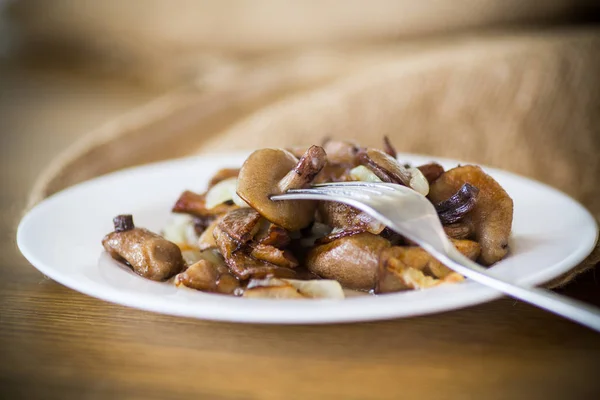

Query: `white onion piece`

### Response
(350, 165, 382, 182)
(245, 277, 345, 299)
(285, 279, 345, 299)
(162, 214, 199, 248)
(408, 167, 429, 196)
(205, 177, 249, 209)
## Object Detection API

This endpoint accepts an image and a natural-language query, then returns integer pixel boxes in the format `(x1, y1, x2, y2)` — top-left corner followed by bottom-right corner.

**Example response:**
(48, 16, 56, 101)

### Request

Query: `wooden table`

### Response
(1, 64, 599, 400)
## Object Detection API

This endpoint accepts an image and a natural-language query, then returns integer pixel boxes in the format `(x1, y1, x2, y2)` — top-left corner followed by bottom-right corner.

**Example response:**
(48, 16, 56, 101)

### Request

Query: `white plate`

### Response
(17, 152, 598, 324)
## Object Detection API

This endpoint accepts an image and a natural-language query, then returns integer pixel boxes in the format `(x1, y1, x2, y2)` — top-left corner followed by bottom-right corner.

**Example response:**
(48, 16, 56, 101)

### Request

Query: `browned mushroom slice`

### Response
(417, 162, 445, 184)
(315, 228, 365, 245)
(174, 259, 219, 291)
(172, 190, 237, 218)
(314, 164, 354, 183)
(277, 145, 328, 190)
(175, 259, 241, 294)
(227, 252, 297, 280)
(236, 146, 327, 231)
(375, 240, 480, 293)
(357, 148, 429, 195)
(254, 222, 291, 248)
(322, 139, 360, 165)
(443, 222, 474, 240)
(213, 225, 296, 280)
(217, 208, 262, 244)
(318, 201, 385, 234)
(357, 148, 410, 185)
(305, 233, 391, 290)
(429, 165, 513, 265)
(250, 244, 299, 268)
(193, 215, 216, 235)
(197, 217, 221, 251)
(102, 215, 185, 281)
(208, 168, 240, 188)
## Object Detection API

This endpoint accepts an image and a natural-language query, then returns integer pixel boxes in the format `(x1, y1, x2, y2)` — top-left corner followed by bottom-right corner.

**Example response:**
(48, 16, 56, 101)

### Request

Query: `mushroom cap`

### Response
(305, 232, 391, 290)
(236, 148, 317, 231)
(428, 165, 513, 265)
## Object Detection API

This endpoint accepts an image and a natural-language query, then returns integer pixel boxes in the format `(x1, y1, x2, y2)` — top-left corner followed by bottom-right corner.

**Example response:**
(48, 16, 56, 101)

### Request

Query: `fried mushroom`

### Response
(375, 239, 480, 293)
(172, 190, 237, 218)
(102, 215, 185, 281)
(305, 233, 391, 290)
(318, 201, 385, 235)
(236, 146, 327, 231)
(213, 223, 297, 280)
(174, 259, 240, 294)
(357, 148, 429, 195)
(429, 165, 513, 265)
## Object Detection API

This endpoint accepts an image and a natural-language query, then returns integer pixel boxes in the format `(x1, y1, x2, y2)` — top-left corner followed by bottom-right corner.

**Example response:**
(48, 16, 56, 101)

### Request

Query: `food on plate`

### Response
(428, 165, 513, 265)
(102, 215, 185, 281)
(102, 137, 514, 299)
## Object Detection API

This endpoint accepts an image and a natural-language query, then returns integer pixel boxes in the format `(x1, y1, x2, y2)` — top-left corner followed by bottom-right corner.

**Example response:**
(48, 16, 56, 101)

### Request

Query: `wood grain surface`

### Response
(2, 64, 600, 400)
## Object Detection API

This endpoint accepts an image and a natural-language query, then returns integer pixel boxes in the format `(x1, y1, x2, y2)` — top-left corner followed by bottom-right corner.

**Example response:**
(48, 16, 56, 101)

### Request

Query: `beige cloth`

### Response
(9, 1, 600, 87)
(27, 29, 600, 287)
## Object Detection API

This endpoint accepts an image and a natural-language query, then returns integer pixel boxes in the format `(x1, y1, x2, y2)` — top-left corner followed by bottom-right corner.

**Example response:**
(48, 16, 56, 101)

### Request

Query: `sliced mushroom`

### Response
(250, 244, 298, 268)
(314, 164, 354, 183)
(217, 208, 262, 244)
(305, 233, 391, 290)
(197, 217, 221, 251)
(318, 201, 385, 235)
(375, 239, 480, 293)
(208, 168, 240, 188)
(213, 225, 297, 280)
(102, 215, 185, 281)
(315, 228, 365, 245)
(236, 146, 326, 231)
(172, 190, 237, 218)
(357, 148, 429, 195)
(322, 139, 359, 165)
(417, 162, 445, 184)
(254, 222, 291, 248)
(443, 222, 474, 240)
(227, 252, 297, 280)
(174, 259, 240, 294)
(428, 165, 513, 265)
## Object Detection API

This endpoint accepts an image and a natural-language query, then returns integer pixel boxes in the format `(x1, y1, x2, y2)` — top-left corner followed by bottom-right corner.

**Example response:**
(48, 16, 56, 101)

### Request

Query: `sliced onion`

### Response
(408, 167, 429, 196)
(285, 279, 345, 299)
(205, 177, 249, 209)
(162, 214, 199, 248)
(350, 165, 383, 182)
(245, 277, 345, 299)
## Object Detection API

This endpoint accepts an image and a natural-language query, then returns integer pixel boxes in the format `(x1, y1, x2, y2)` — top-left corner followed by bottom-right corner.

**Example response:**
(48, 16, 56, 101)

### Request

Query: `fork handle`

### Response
(438, 248, 600, 332)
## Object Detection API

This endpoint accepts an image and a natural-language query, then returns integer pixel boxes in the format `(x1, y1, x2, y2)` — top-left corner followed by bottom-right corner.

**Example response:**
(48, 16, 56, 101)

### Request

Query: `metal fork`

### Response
(271, 181, 600, 331)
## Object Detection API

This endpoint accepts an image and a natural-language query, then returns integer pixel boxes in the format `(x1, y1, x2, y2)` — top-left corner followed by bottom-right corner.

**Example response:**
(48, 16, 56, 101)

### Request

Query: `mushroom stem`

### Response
(113, 214, 134, 232)
(277, 145, 327, 193)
